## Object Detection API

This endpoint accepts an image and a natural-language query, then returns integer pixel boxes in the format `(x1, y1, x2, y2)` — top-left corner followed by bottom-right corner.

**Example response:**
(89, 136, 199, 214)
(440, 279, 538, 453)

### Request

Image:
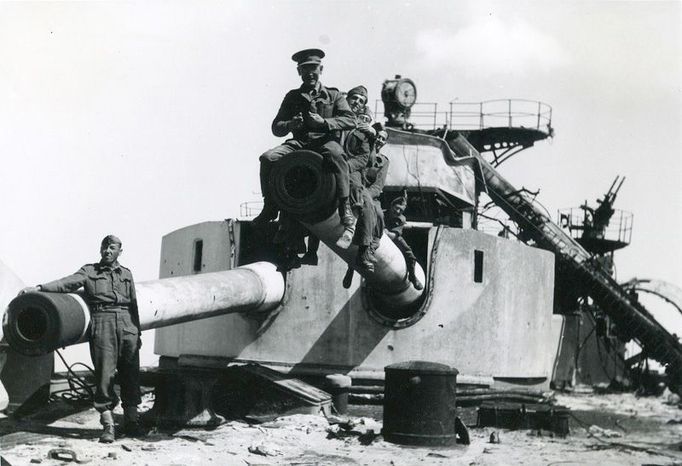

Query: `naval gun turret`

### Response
(2, 77, 569, 420)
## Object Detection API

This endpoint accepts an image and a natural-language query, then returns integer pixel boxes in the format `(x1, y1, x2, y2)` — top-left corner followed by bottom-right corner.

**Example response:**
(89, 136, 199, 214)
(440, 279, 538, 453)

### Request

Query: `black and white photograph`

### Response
(1, 1, 680, 464)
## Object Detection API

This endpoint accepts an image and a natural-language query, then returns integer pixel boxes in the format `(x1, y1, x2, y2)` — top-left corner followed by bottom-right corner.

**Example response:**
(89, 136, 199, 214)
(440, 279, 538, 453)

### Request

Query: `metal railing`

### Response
(373, 99, 552, 132)
(240, 200, 263, 218)
(557, 207, 633, 246)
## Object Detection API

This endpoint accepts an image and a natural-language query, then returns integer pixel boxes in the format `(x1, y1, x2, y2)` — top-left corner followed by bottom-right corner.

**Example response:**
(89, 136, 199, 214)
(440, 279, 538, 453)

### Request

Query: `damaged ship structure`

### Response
(2, 76, 681, 425)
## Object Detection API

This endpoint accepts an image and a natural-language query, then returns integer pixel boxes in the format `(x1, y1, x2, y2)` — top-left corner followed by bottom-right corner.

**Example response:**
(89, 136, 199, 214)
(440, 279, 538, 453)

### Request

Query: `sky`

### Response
(1, 0, 680, 365)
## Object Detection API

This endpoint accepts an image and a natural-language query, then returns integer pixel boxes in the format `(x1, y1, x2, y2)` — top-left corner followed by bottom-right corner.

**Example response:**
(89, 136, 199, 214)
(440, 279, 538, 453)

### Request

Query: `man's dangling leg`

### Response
(393, 235, 423, 290)
(254, 142, 299, 226)
(316, 140, 354, 227)
(301, 234, 320, 265)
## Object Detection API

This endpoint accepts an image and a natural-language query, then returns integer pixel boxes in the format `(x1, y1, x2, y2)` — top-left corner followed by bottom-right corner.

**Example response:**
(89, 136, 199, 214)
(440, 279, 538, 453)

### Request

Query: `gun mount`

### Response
(558, 176, 632, 255)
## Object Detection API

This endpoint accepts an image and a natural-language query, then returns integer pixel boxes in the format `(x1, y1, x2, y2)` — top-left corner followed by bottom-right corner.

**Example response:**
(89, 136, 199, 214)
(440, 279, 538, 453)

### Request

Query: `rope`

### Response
(49, 350, 95, 402)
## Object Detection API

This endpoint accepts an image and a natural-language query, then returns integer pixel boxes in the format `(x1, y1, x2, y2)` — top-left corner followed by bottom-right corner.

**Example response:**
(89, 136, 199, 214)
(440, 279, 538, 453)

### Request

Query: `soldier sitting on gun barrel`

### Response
(253, 48, 357, 237)
(385, 192, 424, 290)
(336, 85, 377, 250)
(342, 124, 389, 288)
(269, 83, 375, 271)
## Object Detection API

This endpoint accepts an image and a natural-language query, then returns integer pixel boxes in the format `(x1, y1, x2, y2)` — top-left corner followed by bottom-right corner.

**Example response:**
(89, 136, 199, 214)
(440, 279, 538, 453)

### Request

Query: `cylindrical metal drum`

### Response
(383, 360, 458, 446)
(325, 374, 352, 415)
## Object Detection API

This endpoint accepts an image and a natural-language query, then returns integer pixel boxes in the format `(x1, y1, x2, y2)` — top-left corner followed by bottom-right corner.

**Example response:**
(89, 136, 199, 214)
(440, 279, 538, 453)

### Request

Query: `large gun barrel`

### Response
(267, 149, 425, 308)
(2, 262, 284, 356)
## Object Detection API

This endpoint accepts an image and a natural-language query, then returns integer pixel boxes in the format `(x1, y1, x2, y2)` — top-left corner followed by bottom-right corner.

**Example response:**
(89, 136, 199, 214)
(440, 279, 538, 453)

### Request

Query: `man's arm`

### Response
(387, 214, 406, 237)
(323, 91, 357, 131)
(128, 273, 143, 348)
(346, 133, 371, 173)
(366, 157, 389, 199)
(36, 267, 89, 293)
(271, 91, 303, 137)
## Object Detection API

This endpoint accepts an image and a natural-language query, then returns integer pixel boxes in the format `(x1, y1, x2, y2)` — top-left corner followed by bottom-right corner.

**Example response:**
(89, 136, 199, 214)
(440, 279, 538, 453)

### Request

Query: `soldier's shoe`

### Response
(335, 228, 354, 249)
(99, 410, 115, 443)
(293, 238, 308, 255)
(408, 270, 424, 290)
(342, 268, 354, 289)
(121, 422, 147, 438)
(338, 200, 355, 227)
(300, 251, 319, 266)
(121, 407, 146, 438)
(356, 259, 375, 274)
(276, 254, 301, 272)
(99, 424, 115, 443)
(252, 204, 278, 227)
(355, 246, 376, 274)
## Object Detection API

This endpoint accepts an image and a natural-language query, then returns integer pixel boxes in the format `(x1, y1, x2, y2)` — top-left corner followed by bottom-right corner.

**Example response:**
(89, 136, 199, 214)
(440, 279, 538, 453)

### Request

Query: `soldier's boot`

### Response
(276, 249, 302, 272)
(342, 267, 354, 289)
(272, 224, 288, 244)
(335, 225, 355, 249)
(407, 261, 424, 290)
(122, 406, 145, 438)
(252, 200, 278, 227)
(300, 251, 319, 266)
(356, 246, 375, 274)
(338, 198, 355, 228)
(99, 410, 115, 444)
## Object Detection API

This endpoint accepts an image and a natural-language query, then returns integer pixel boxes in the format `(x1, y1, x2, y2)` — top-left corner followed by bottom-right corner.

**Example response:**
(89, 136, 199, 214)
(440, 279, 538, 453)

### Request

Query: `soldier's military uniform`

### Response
(385, 195, 423, 290)
(257, 49, 356, 226)
(37, 236, 142, 441)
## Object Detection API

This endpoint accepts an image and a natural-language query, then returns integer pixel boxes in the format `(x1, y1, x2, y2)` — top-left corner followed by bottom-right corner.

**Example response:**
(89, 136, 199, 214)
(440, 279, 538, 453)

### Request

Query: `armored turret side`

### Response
(382, 129, 479, 208)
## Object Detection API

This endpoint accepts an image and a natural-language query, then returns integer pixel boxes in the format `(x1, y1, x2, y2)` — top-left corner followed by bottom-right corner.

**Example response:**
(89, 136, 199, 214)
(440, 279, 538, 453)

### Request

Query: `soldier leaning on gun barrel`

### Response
(253, 48, 357, 236)
(19, 235, 144, 443)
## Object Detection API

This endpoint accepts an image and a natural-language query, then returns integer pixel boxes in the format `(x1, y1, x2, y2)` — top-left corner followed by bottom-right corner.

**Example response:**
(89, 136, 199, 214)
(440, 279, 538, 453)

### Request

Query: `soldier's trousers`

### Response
(260, 139, 350, 200)
(89, 311, 141, 413)
(353, 192, 380, 247)
(392, 234, 418, 267)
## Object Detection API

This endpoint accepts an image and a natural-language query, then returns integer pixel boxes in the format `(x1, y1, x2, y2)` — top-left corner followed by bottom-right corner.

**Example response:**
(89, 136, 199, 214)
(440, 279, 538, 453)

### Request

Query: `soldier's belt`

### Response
(91, 303, 130, 312)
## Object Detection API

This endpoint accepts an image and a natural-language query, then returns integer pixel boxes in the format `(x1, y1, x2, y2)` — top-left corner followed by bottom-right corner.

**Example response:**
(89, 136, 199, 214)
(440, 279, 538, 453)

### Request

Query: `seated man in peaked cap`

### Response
(253, 48, 357, 231)
(19, 235, 143, 443)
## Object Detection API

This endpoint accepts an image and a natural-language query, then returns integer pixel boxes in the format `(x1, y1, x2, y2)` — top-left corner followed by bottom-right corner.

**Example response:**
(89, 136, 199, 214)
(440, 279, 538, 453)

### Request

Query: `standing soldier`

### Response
(253, 48, 357, 230)
(19, 235, 142, 443)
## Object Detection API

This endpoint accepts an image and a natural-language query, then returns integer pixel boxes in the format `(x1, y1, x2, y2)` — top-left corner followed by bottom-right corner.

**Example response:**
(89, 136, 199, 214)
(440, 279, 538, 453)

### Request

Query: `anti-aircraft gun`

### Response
(579, 176, 627, 244)
(589, 176, 625, 235)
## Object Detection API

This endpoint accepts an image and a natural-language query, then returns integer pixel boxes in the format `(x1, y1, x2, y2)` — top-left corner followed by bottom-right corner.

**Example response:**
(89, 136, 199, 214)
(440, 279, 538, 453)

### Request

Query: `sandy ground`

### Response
(1, 391, 681, 466)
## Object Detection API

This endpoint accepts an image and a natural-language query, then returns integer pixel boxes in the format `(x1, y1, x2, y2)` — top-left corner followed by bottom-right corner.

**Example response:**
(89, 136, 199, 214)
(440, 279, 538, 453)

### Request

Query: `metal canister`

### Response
(383, 361, 458, 446)
(325, 374, 352, 415)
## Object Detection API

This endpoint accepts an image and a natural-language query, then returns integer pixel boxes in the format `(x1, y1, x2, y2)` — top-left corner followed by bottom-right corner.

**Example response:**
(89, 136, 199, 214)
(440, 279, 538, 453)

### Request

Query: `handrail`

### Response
(373, 98, 553, 133)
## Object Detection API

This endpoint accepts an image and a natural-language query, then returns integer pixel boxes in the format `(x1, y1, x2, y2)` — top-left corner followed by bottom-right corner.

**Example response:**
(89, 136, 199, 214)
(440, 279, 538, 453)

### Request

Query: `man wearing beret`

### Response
(253, 48, 357, 229)
(19, 235, 143, 443)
